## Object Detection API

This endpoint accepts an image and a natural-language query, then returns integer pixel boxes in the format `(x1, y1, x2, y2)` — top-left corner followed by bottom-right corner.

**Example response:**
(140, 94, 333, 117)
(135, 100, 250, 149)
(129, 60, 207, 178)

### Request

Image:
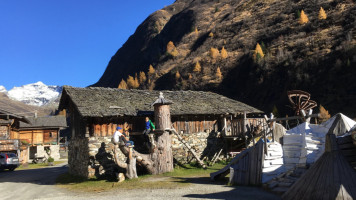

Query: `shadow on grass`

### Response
(56, 172, 118, 185)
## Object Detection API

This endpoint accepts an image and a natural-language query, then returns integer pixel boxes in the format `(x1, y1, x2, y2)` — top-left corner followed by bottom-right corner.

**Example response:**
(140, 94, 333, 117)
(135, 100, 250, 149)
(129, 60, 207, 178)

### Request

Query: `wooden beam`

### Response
(268, 113, 320, 122)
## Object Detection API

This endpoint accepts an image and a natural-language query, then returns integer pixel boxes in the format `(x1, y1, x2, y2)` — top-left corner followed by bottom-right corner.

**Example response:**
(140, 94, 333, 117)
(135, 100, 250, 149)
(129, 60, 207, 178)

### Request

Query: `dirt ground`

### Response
(0, 163, 280, 200)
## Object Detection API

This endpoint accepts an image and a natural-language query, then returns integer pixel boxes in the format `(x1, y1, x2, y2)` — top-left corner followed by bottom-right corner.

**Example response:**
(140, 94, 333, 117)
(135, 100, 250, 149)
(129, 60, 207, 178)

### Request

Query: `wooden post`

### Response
(151, 92, 174, 174)
(243, 111, 247, 148)
(223, 117, 227, 136)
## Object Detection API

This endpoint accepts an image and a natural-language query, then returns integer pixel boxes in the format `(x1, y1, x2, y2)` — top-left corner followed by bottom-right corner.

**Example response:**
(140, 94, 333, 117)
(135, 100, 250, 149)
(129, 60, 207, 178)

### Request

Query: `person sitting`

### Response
(143, 117, 155, 137)
(113, 127, 134, 147)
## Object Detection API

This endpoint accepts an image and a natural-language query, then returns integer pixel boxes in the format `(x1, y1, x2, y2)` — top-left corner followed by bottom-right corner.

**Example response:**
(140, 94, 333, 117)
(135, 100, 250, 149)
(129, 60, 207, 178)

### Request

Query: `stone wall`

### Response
(68, 137, 89, 177)
(50, 145, 60, 161)
(172, 131, 222, 163)
(87, 137, 126, 178)
(70, 132, 222, 178)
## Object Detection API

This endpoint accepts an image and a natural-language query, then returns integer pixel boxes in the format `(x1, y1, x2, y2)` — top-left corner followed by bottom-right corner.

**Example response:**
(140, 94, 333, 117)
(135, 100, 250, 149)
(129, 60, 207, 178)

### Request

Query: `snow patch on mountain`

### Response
(6, 81, 62, 106)
(0, 85, 7, 94)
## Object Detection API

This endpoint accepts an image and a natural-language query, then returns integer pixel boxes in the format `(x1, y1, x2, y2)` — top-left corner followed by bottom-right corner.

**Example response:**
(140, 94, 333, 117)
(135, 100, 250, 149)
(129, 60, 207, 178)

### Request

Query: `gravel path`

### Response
(0, 164, 280, 200)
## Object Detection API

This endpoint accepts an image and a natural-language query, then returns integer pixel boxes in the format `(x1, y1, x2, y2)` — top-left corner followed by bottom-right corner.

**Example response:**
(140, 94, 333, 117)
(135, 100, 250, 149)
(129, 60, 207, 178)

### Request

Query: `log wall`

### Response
(89, 116, 218, 137)
(18, 129, 59, 145)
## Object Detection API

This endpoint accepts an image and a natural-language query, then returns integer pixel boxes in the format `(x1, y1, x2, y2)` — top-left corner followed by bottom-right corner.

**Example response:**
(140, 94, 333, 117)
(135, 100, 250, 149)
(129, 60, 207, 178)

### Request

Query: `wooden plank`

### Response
(167, 128, 206, 168)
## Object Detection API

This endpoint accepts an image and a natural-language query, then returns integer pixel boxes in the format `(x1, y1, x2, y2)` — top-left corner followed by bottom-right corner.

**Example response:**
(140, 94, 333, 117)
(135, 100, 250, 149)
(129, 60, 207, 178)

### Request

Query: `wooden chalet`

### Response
(16, 116, 67, 162)
(59, 86, 262, 138)
(0, 96, 67, 163)
(0, 101, 31, 161)
(58, 86, 263, 177)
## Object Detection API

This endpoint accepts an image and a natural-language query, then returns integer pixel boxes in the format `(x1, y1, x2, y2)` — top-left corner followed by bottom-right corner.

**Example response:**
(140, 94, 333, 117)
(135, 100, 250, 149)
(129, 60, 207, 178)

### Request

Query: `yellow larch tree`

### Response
(166, 41, 178, 57)
(118, 79, 128, 89)
(188, 73, 192, 80)
(209, 32, 214, 37)
(318, 7, 327, 20)
(193, 61, 201, 73)
(210, 47, 220, 60)
(216, 67, 222, 80)
(148, 64, 155, 75)
(126, 75, 135, 89)
(220, 47, 228, 59)
(254, 43, 264, 59)
(139, 71, 147, 85)
(194, 27, 199, 35)
(319, 105, 331, 123)
(175, 71, 181, 81)
(299, 10, 309, 24)
(133, 73, 139, 88)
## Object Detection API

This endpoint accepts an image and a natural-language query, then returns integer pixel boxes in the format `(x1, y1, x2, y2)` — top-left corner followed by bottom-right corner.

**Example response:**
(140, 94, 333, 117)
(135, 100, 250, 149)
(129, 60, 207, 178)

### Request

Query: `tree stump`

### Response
(125, 147, 138, 179)
(116, 92, 174, 175)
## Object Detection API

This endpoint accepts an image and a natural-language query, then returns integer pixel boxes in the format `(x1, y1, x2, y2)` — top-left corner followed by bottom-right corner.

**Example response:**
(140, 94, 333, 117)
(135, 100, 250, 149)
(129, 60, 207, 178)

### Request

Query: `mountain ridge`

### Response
(93, 0, 356, 117)
(0, 81, 62, 107)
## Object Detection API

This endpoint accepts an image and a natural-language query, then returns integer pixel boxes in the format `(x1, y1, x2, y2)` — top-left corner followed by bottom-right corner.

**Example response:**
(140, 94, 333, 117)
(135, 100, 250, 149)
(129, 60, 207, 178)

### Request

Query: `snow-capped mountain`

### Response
(2, 81, 62, 107)
(0, 86, 7, 93)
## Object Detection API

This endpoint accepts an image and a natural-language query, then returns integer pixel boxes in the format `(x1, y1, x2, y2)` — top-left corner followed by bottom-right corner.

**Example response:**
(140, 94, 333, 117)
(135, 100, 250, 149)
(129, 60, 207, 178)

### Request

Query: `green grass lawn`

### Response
(17, 160, 67, 170)
(56, 162, 227, 193)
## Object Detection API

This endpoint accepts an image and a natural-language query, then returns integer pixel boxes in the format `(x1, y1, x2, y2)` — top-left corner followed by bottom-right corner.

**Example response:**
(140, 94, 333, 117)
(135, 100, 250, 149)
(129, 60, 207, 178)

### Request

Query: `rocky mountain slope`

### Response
(0, 92, 52, 117)
(1, 82, 62, 107)
(93, 0, 356, 117)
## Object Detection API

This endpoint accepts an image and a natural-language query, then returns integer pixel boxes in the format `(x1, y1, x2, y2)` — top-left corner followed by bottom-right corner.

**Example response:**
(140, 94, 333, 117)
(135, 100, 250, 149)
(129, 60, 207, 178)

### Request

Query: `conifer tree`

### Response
(318, 7, 327, 20)
(220, 47, 228, 59)
(148, 65, 155, 75)
(166, 41, 178, 57)
(127, 75, 135, 89)
(194, 27, 199, 35)
(254, 43, 264, 59)
(133, 73, 139, 88)
(319, 105, 331, 123)
(118, 79, 128, 89)
(139, 71, 147, 85)
(210, 47, 219, 59)
(216, 67, 222, 80)
(175, 71, 181, 81)
(209, 32, 214, 37)
(188, 73, 192, 80)
(193, 61, 201, 73)
(299, 10, 309, 24)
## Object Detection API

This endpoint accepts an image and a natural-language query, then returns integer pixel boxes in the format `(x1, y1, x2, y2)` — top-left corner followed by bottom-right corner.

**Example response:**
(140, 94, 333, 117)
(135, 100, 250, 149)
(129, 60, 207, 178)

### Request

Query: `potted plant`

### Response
(47, 157, 54, 166)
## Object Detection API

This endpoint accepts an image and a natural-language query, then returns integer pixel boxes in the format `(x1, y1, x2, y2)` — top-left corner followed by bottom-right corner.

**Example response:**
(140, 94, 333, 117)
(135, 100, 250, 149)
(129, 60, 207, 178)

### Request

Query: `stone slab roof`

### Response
(59, 86, 262, 118)
(19, 115, 67, 129)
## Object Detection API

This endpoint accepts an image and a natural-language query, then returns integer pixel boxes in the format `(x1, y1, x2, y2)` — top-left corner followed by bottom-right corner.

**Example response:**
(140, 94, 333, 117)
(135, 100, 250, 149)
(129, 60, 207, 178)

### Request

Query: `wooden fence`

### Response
(210, 140, 264, 185)
(225, 118, 268, 138)
(229, 140, 264, 185)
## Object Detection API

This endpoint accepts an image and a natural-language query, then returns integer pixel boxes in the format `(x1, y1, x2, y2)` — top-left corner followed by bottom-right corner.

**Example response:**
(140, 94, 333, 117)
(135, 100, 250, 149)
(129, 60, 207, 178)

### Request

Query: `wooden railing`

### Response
(224, 118, 268, 138)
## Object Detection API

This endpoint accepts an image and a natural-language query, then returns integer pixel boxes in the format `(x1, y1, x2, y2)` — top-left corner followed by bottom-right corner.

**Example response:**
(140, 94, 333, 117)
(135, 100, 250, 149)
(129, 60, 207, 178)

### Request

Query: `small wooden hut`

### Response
(58, 86, 262, 177)
(15, 116, 67, 162)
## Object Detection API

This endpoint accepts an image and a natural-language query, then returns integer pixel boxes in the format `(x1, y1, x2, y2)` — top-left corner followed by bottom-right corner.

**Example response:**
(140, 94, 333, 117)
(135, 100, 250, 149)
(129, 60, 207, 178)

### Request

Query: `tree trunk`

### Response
(150, 131, 173, 174)
(117, 93, 174, 175)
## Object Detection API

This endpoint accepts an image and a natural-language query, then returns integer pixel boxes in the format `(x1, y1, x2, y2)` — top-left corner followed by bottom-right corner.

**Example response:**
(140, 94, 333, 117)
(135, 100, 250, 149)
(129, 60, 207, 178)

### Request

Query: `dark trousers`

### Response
(143, 129, 151, 136)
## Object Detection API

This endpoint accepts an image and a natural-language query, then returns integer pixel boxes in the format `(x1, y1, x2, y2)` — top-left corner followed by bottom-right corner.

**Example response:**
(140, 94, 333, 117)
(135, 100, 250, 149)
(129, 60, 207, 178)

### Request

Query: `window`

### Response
(49, 132, 53, 138)
(6, 153, 16, 158)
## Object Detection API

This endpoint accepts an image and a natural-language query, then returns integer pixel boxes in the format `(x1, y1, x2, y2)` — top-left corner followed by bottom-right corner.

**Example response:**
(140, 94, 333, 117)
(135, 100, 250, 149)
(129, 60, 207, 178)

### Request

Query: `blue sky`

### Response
(0, 0, 174, 90)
